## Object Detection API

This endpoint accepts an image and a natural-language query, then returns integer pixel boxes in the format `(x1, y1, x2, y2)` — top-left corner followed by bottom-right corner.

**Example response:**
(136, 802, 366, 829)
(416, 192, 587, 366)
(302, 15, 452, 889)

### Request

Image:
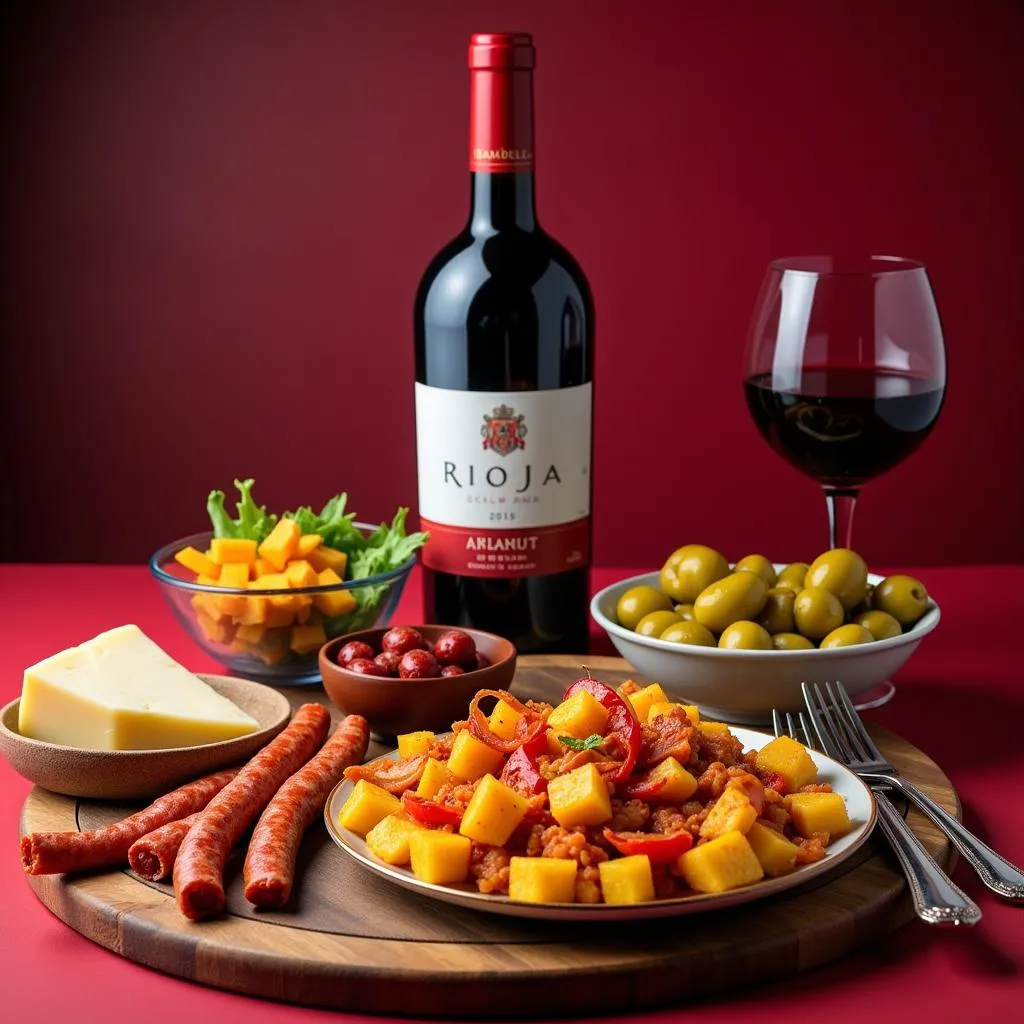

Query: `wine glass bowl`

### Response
(742, 255, 947, 548)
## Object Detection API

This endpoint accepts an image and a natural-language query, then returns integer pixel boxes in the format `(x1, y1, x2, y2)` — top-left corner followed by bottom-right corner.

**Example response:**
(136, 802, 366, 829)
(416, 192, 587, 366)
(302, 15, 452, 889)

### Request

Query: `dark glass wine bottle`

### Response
(413, 32, 594, 654)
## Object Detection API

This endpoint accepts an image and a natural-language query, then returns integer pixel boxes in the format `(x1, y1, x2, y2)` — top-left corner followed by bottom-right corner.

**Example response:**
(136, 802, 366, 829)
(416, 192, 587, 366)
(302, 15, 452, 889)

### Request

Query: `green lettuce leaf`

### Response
(206, 478, 278, 541)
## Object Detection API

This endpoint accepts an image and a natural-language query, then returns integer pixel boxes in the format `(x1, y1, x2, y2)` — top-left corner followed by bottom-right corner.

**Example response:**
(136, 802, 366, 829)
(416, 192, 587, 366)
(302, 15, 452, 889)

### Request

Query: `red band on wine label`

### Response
(469, 34, 534, 172)
(420, 518, 589, 578)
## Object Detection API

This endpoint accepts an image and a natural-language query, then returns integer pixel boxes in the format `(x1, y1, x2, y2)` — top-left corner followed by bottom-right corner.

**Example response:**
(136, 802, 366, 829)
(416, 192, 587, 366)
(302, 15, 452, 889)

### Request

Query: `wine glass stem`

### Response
(824, 488, 859, 549)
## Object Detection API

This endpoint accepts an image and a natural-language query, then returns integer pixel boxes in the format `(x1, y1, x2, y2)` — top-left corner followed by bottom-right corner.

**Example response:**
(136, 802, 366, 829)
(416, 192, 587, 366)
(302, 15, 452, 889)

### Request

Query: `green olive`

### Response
(776, 562, 811, 591)
(659, 544, 730, 604)
(659, 620, 717, 647)
(805, 548, 869, 610)
(635, 609, 682, 637)
(772, 632, 816, 651)
(616, 585, 672, 630)
(693, 572, 769, 633)
(820, 623, 875, 649)
(756, 587, 796, 634)
(854, 609, 902, 641)
(673, 602, 697, 621)
(849, 583, 875, 617)
(734, 554, 777, 588)
(793, 587, 845, 640)
(873, 574, 929, 627)
(718, 620, 774, 650)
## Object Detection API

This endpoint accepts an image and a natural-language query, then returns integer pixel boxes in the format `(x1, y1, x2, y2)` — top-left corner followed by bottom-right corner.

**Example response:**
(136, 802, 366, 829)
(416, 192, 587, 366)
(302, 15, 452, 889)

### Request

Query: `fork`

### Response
(772, 704, 982, 927)
(802, 680, 1024, 902)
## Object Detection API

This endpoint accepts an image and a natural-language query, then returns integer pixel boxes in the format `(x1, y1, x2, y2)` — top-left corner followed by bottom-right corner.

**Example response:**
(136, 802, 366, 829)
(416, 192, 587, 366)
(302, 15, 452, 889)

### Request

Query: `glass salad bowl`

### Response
(149, 528, 417, 686)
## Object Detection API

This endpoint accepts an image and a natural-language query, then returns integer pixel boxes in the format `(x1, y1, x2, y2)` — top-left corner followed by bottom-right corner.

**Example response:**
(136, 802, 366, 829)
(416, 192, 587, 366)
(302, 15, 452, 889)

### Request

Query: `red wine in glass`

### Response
(743, 257, 947, 549)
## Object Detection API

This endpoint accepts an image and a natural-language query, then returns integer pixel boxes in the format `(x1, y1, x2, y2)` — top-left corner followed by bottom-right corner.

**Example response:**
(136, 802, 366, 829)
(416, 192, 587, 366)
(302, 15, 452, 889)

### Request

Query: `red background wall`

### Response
(3, 0, 1022, 568)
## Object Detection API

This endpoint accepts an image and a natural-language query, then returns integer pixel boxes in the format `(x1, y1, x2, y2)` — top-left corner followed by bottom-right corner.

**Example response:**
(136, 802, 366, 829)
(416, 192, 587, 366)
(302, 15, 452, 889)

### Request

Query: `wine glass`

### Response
(743, 255, 947, 551)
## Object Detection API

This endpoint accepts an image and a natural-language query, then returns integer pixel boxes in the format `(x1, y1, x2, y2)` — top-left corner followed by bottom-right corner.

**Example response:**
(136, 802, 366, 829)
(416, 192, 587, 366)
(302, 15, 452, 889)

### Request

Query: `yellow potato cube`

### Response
(285, 559, 319, 589)
(699, 787, 758, 839)
(546, 690, 609, 740)
(545, 729, 566, 756)
(646, 700, 678, 723)
(638, 757, 699, 804)
(337, 780, 402, 837)
(365, 814, 424, 866)
(698, 721, 731, 738)
(289, 622, 326, 654)
(745, 822, 799, 877)
(209, 537, 258, 566)
(174, 545, 218, 577)
(488, 699, 523, 741)
(681, 704, 700, 725)
(459, 774, 529, 846)
(676, 831, 764, 894)
(598, 855, 655, 904)
(416, 757, 454, 799)
(447, 729, 505, 781)
(408, 830, 472, 885)
(312, 567, 358, 618)
(627, 683, 669, 724)
(547, 763, 612, 828)
(786, 792, 851, 840)
(307, 545, 349, 575)
(258, 518, 301, 572)
(295, 533, 323, 557)
(754, 735, 818, 792)
(397, 731, 435, 758)
(508, 856, 577, 904)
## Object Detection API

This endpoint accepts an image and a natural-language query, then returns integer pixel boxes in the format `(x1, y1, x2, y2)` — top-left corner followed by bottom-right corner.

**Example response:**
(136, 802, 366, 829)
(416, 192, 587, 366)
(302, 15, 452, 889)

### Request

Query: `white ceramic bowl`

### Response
(590, 568, 940, 724)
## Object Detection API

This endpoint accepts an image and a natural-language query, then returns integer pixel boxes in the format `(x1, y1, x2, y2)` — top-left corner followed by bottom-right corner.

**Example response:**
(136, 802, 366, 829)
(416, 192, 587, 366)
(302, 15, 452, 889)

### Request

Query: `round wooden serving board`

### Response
(19, 655, 960, 1018)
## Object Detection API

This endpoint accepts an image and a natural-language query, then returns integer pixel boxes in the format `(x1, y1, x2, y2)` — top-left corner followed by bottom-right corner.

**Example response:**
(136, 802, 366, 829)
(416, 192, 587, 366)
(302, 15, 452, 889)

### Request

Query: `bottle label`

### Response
(415, 383, 591, 578)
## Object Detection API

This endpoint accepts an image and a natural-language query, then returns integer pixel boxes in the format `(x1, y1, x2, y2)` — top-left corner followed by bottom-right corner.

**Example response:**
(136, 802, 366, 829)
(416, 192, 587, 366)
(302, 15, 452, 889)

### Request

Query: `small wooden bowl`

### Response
(0, 674, 290, 799)
(319, 626, 516, 739)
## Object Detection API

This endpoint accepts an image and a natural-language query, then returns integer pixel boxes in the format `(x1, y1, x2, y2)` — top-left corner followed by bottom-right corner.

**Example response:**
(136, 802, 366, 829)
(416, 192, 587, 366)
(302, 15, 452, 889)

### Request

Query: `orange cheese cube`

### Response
(312, 568, 357, 618)
(307, 546, 348, 575)
(251, 557, 277, 579)
(295, 533, 323, 557)
(289, 622, 326, 654)
(209, 538, 258, 566)
(285, 560, 319, 588)
(214, 562, 250, 617)
(174, 545, 218, 577)
(258, 518, 301, 572)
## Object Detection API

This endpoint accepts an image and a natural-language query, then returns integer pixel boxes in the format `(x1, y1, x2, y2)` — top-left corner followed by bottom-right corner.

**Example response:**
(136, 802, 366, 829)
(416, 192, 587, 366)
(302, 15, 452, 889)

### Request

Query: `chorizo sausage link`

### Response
(173, 703, 331, 921)
(243, 714, 370, 908)
(19, 768, 239, 876)
(127, 812, 201, 881)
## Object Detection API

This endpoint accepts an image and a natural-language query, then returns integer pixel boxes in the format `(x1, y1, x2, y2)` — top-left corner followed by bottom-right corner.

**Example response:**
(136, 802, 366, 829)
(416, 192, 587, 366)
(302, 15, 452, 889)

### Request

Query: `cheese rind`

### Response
(18, 625, 260, 750)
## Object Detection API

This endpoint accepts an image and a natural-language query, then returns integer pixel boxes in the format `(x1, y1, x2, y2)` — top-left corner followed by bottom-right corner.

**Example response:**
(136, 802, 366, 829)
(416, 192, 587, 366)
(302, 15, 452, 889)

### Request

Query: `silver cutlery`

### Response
(772, 699, 982, 927)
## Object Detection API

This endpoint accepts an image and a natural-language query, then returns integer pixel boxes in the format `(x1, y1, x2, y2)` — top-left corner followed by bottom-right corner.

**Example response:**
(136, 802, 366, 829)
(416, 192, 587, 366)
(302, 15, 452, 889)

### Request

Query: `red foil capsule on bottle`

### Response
(468, 32, 535, 173)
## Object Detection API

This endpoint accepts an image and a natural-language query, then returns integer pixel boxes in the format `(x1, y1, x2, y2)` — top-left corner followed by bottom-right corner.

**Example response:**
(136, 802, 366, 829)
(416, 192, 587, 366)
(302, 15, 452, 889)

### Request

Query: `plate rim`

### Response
(323, 725, 878, 921)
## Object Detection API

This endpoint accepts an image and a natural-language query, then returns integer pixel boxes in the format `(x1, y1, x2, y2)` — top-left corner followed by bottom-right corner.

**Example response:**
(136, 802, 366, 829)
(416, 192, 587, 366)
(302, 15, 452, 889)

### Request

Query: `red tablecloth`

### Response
(1, 564, 1022, 1020)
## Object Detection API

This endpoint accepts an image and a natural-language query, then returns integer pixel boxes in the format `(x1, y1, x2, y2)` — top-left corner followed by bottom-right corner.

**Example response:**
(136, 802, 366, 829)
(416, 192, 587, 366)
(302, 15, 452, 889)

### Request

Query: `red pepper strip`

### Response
(343, 753, 428, 794)
(401, 792, 463, 828)
(563, 678, 642, 783)
(621, 770, 669, 800)
(500, 731, 550, 796)
(467, 689, 547, 754)
(602, 828, 694, 863)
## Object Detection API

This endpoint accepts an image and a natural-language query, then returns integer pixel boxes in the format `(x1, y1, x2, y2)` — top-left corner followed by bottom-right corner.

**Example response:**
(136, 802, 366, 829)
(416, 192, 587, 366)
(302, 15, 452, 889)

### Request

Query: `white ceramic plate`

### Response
(324, 727, 877, 921)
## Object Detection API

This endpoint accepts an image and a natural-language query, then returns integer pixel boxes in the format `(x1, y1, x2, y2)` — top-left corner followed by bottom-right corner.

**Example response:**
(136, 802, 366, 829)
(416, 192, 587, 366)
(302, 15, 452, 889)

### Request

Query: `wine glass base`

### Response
(852, 678, 896, 711)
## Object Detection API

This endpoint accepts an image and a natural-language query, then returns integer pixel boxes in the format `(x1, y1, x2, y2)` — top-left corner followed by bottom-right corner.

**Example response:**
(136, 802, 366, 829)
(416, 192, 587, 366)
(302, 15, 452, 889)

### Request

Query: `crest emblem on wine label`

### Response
(481, 405, 527, 457)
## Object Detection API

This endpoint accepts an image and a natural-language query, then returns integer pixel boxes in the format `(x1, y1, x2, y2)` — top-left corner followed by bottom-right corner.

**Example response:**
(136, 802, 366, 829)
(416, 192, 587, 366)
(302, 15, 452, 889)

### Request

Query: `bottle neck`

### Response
(470, 172, 536, 233)
(468, 45, 535, 234)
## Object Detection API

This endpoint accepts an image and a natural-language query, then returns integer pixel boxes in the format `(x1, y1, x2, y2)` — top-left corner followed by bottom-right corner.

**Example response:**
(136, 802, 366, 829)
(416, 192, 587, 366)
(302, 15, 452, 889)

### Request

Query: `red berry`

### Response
(432, 629, 477, 668)
(374, 651, 402, 677)
(338, 640, 375, 666)
(440, 664, 465, 677)
(398, 649, 441, 679)
(381, 626, 429, 656)
(346, 657, 386, 676)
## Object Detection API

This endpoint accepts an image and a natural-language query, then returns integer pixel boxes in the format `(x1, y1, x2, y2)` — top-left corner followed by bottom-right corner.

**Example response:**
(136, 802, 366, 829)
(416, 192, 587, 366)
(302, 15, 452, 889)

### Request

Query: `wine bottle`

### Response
(414, 32, 594, 654)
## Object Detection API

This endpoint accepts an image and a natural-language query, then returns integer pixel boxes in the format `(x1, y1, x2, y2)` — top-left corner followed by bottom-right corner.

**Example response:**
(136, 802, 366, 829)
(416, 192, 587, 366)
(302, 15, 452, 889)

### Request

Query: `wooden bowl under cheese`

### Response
(0, 675, 290, 799)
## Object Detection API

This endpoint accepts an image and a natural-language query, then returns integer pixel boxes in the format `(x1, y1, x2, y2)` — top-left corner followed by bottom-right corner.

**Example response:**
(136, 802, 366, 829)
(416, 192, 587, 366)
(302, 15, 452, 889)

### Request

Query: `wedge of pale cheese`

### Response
(18, 624, 260, 750)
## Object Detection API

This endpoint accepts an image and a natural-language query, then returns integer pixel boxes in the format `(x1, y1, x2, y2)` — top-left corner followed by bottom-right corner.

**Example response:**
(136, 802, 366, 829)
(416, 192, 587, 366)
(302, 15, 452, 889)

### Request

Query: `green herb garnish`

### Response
(559, 734, 606, 752)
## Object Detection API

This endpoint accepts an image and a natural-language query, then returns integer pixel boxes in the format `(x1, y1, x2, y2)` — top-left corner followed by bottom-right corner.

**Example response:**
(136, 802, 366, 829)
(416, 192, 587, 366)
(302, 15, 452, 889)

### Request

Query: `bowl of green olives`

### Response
(590, 545, 940, 724)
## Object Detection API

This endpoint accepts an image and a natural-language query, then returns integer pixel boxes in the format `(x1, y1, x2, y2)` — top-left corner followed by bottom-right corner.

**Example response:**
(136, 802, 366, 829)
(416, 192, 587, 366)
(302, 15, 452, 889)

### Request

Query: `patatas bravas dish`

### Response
(337, 676, 855, 906)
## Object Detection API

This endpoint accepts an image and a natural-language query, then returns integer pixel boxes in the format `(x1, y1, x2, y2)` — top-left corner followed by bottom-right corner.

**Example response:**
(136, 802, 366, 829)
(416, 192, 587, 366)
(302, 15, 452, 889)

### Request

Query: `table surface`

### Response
(1, 563, 1022, 1021)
